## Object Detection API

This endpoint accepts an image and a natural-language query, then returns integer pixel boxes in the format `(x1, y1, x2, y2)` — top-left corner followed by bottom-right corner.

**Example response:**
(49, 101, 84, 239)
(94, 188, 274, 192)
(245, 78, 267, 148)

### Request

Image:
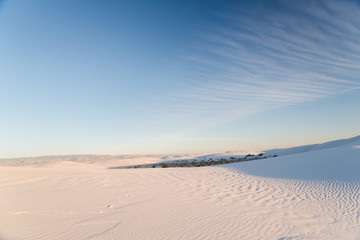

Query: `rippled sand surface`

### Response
(1, 143, 359, 239)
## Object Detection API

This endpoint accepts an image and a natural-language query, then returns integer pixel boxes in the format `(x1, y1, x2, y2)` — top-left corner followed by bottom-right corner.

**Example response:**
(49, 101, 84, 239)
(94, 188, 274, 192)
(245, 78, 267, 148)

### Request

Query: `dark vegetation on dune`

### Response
(109, 153, 277, 169)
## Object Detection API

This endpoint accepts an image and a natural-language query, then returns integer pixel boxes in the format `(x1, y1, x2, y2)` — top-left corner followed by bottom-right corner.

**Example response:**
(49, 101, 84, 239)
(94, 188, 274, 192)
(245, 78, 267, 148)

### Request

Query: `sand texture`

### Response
(1, 138, 360, 239)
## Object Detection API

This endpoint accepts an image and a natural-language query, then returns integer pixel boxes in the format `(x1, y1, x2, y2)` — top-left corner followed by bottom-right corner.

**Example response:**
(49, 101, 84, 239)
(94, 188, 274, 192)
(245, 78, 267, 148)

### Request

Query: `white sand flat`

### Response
(1, 138, 359, 239)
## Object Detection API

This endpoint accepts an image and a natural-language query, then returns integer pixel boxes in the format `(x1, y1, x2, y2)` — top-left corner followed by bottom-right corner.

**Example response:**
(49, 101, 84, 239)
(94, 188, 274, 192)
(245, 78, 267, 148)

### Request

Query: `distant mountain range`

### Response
(1, 135, 359, 166)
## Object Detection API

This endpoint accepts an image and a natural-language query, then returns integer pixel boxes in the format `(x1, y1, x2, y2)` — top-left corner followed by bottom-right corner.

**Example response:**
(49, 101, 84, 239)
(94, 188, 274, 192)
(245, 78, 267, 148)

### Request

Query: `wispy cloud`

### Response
(162, 0, 360, 128)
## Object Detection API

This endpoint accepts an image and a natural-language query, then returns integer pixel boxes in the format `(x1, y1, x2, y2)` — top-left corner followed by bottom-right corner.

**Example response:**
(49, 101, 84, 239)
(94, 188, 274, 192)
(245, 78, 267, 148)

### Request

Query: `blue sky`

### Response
(1, 0, 360, 158)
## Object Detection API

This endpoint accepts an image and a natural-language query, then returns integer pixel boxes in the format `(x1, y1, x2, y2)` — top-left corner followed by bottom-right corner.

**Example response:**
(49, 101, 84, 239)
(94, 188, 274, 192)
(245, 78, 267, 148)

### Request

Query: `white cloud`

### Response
(162, 0, 360, 128)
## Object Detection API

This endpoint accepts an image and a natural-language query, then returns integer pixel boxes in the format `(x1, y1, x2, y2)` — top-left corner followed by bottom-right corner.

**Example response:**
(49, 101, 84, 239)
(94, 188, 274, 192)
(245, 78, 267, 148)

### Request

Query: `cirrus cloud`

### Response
(163, 0, 360, 128)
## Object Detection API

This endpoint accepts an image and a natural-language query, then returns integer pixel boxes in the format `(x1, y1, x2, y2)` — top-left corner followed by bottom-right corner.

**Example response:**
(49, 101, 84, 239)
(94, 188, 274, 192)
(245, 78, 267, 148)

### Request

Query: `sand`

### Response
(1, 138, 359, 239)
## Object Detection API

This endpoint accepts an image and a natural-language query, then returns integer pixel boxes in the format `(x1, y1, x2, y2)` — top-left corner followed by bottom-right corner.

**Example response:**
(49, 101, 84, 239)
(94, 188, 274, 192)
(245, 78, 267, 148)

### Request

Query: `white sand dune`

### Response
(230, 144, 360, 181)
(264, 135, 360, 157)
(1, 136, 360, 239)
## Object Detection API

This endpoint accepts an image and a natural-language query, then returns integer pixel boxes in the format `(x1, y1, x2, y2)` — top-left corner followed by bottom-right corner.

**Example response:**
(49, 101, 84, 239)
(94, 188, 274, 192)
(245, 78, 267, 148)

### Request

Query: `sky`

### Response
(1, 0, 360, 158)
